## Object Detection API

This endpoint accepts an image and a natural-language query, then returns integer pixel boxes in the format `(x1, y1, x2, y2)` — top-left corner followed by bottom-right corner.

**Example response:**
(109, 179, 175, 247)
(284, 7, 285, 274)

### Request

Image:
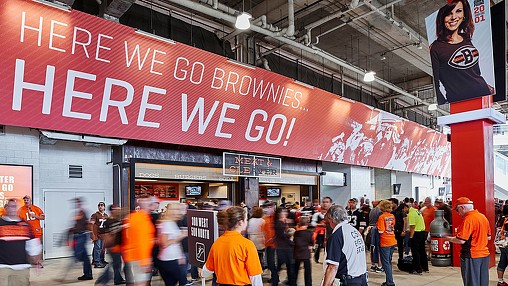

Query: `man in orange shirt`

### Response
(445, 197, 491, 286)
(18, 195, 45, 242)
(420, 197, 436, 260)
(122, 197, 157, 286)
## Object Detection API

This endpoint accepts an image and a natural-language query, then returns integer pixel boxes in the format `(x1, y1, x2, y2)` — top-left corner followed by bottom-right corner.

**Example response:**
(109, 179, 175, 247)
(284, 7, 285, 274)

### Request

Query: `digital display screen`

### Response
(266, 188, 281, 197)
(186, 186, 202, 196)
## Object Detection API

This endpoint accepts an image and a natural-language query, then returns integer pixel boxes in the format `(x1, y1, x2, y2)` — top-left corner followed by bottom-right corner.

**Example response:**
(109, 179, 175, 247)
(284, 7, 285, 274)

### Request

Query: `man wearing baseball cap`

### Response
(445, 197, 491, 286)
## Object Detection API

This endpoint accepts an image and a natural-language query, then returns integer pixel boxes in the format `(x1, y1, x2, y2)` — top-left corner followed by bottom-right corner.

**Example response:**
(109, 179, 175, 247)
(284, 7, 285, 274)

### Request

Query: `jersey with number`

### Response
(17, 205, 44, 238)
(346, 208, 365, 230)
(91, 211, 109, 234)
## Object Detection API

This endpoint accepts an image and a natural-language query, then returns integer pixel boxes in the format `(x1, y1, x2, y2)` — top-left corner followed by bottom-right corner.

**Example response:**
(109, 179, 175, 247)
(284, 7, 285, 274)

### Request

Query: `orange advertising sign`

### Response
(0, 164, 32, 207)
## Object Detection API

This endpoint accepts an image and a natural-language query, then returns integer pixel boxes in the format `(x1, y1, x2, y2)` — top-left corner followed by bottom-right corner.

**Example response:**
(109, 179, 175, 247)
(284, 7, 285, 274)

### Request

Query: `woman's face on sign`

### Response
(444, 1, 464, 32)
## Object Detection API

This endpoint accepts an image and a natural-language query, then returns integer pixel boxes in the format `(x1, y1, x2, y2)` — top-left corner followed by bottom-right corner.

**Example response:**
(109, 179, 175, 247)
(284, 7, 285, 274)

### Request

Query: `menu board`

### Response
(135, 183, 179, 200)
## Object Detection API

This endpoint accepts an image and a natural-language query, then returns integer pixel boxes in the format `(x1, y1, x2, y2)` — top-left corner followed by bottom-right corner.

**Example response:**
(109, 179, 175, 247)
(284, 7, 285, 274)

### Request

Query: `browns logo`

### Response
(448, 45, 480, 69)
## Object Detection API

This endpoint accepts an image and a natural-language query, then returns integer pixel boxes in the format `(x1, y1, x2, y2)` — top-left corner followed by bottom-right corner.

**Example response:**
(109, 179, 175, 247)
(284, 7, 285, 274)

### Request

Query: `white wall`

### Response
(350, 166, 372, 203)
(374, 168, 394, 200)
(40, 141, 113, 205)
(0, 126, 40, 204)
(395, 172, 413, 200)
(321, 163, 372, 206)
(281, 185, 301, 205)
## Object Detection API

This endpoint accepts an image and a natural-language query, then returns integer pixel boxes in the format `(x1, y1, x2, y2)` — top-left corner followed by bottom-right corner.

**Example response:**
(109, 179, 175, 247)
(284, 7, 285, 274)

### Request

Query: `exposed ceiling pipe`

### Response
(304, 2, 365, 31)
(255, 43, 271, 71)
(105, 0, 136, 18)
(350, 0, 361, 8)
(286, 0, 295, 37)
(312, 0, 402, 45)
(167, 0, 448, 115)
(395, 104, 426, 112)
(252, 15, 281, 32)
(363, 1, 427, 49)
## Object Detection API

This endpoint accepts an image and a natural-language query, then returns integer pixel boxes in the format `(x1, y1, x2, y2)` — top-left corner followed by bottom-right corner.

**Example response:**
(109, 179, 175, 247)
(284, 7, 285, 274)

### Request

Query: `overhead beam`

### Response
(106, 0, 136, 19)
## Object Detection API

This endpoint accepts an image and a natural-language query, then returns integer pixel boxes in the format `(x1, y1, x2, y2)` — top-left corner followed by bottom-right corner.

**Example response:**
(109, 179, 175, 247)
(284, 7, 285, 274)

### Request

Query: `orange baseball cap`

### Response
(453, 197, 473, 210)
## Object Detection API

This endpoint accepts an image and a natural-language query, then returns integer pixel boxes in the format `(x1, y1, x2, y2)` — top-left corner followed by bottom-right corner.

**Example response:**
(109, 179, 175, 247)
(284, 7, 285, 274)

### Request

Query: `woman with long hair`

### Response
(157, 203, 188, 286)
(247, 206, 266, 268)
(430, 0, 492, 105)
(202, 206, 263, 286)
(376, 200, 397, 286)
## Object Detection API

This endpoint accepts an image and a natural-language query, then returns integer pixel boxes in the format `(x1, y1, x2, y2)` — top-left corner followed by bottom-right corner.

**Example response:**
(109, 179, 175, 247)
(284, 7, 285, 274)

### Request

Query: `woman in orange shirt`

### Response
(376, 200, 397, 286)
(202, 206, 263, 286)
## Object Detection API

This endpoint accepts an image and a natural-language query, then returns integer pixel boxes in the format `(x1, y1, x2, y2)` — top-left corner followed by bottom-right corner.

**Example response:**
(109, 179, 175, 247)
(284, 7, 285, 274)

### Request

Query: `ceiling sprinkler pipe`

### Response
(168, 0, 448, 115)
(253, 15, 268, 28)
(286, 0, 295, 37)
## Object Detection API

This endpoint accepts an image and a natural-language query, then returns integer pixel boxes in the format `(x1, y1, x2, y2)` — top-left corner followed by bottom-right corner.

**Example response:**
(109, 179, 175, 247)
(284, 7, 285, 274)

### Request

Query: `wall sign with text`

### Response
(0, 164, 32, 206)
(187, 209, 218, 268)
(223, 152, 281, 178)
(134, 183, 179, 200)
(0, 0, 450, 177)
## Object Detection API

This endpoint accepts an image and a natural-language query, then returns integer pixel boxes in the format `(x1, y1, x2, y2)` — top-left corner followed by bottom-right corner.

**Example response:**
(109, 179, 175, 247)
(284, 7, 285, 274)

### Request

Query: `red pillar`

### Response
(449, 96, 496, 267)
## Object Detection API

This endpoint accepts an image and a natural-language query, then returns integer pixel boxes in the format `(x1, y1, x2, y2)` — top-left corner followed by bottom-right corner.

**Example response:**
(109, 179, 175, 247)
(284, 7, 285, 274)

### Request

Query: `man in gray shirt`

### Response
(367, 201, 383, 272)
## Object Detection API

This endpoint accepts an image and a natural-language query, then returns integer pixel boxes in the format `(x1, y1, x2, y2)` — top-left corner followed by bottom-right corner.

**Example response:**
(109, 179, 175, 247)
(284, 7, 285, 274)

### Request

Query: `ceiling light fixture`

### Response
(363, 71, 376, 82)
(380, 53, 386, 61)
(235, 12, 252, 30)
(428, 103, 438, 111)
(416, 42, 423, 50)
(363, 25, 375, 82)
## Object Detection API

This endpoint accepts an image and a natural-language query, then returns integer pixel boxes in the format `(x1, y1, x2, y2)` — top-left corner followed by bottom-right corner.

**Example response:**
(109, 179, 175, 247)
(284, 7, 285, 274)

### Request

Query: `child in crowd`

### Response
(293, 216, 314, 286)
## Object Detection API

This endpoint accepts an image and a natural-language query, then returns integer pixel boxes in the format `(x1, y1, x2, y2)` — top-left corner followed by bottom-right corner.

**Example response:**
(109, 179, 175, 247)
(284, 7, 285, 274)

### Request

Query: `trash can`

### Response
(430, 210, 452, 266)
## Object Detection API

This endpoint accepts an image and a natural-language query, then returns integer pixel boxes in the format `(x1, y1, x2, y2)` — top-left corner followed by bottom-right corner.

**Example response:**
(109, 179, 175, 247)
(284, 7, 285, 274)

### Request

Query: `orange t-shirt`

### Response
(262, 215, 276, 247)
(122, 210, 155, 266)
(206, 231, 262, 285)
(421, 206, 436, 232)
(456, 210, 491, 259)
(376, 212, 396, 247)
(18, 205, 44, 238)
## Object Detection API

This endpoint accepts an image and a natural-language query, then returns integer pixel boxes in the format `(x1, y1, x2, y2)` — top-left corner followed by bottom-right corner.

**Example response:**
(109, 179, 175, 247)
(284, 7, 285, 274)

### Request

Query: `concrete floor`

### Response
(29, 255, 501, 286)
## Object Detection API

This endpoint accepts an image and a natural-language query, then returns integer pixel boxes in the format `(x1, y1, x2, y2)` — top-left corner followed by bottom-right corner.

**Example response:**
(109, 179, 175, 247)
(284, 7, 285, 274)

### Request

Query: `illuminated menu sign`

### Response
(0, 164, 32, 206)
(223, 152, 281, 178)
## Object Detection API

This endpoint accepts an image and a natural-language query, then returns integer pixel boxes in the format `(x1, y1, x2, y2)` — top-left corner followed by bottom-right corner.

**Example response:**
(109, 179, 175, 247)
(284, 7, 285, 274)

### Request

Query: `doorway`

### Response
(43, 189, 106, 259)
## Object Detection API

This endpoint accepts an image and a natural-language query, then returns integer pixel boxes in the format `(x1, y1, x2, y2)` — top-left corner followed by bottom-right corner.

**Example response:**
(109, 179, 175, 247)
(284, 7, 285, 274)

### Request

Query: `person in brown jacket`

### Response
(90, 201, 109, 268)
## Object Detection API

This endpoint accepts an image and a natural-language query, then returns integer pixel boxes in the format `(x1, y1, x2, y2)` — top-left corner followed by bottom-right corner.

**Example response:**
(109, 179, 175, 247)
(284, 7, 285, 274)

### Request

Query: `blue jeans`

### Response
(74, 233, 92, 277)
(96, 251, 126, 284)
(266, 247, 278, 286)
(370, 227, 380, 264)
(93, 238, 105, 264)
(158, 259, 187, 286)
(379, 246, 395, 286)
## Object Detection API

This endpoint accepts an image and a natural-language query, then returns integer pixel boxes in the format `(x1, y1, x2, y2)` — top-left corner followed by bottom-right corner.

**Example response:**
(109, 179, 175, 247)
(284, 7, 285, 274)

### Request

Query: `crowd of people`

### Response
(0, 194, 498, 286)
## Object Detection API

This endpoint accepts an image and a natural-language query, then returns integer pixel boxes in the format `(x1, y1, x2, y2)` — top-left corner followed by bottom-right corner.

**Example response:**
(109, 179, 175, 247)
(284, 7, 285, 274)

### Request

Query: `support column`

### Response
(443, 97, 502, 267)
(241, 177, 259, 208)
